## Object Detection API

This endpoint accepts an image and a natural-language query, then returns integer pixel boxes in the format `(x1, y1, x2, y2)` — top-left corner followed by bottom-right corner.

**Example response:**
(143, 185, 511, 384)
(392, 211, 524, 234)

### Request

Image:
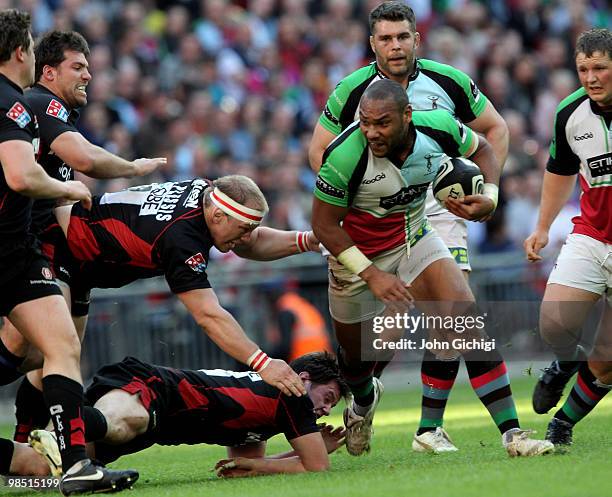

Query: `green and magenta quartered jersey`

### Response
(548, 87, 612, 243)
(319, 59, 488, 136)
(314, 110, 477, 258)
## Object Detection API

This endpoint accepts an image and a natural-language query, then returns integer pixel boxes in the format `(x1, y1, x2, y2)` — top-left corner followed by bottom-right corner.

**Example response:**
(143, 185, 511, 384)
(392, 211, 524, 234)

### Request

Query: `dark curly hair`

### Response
(0, 9, 32, 63)
(290, 351, 350, 399)
(35, 30, 90, 82)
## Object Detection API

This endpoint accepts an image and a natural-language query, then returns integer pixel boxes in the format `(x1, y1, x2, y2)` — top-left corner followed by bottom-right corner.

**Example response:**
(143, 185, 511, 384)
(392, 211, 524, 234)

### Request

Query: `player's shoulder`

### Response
(323, 121, 367, 165)
(412, 108, 457, 129)
(555, 87, 589, 115)
(336, 62, 378, 90)
(418, 58, 471, 82)
(25, 86, 72, 123)
(0, 77, 26, 110)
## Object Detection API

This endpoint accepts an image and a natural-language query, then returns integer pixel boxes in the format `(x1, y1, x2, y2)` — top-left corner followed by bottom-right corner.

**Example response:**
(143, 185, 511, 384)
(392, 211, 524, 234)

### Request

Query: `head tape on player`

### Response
(209, 187, 266, 225)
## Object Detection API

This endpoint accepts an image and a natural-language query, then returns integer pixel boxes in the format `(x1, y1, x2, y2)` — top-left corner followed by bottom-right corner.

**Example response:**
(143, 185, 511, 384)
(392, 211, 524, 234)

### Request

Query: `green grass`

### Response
(3, 377, 611, 497)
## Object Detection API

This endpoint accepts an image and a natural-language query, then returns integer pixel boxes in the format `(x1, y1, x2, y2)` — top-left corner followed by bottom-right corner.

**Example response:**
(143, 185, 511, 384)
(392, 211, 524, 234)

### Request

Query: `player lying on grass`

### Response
(8, 352, 348, 478)
(1, 174, 324, 445)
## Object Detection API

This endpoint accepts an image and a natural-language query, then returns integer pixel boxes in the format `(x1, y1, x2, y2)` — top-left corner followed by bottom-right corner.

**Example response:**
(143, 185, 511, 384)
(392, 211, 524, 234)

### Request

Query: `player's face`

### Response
(305, 380, 342, 418)
(359, 98, 412, 158)
(576, 50, 612, 108)
(211, 213, 256, 252)
(54, 50, 91, 108)
(370, 20, 420, 80)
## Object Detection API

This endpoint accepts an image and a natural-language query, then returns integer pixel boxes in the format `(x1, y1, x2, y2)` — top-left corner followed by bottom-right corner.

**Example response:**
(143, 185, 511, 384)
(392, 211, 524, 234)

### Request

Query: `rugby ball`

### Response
(432, 157, 484, 205)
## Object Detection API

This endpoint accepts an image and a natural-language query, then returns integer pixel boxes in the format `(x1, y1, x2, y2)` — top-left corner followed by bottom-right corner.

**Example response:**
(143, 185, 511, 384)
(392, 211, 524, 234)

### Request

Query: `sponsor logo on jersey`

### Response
(469, 79, 481, 102)
(453, 117, 467, 144)
(362, 172, 386, 185)
(183, 180, 207, 209)
(427, 96, 439, 109)
(586, 152, 612, 178)
(574, 132, 593, 141)
(424, 154, 435, 173)
(139, 182, 188, 221)
(58, 164, 72, 181)
(42, 267, 53, 280)
(185, 252, 207, 273)
(46, 99, 69, 122)
(379, 183, 429, 209)
(6, 101, 31, 128)
(245, 432, 263, 444)
(316, 176, 345, 199)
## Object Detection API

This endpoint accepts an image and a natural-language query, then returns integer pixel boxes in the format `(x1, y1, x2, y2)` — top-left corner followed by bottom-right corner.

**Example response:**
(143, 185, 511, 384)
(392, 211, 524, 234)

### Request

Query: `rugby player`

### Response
(1, 29, 164, 445)
(312, 79, 553, 457)
(524, 28, 612, 445)
(0, 9, 137, 495)
(308, 1, 510, 454)
(17, 352, 348, 477)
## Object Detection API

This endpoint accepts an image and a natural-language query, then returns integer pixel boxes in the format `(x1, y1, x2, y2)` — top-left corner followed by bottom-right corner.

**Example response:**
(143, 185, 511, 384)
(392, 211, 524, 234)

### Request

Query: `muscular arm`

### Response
(0, 140, 88, 202)
(466, 100, 509, 169)
(467, 134, 501, 186)
(232, 227, 317, 261)
(51, 131, 164, 179)
(308, 122, 337, 173)
(177, 288, 260, 364)
(177, 288, 305, 396)
(535, 171, 577, 231)
(311, 197, 352, 257)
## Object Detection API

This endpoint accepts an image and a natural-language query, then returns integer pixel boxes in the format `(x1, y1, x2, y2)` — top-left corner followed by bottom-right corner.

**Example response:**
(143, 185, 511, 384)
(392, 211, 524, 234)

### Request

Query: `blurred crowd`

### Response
(6, 0, 611, 256)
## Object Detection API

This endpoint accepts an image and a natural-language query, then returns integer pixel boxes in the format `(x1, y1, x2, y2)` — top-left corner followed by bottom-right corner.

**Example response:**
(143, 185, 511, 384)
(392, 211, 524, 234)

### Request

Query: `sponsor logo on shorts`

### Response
(586, 152, 612, 178)
(379, 184, 429, 209)
(316, 177, 345, 199)
(574, 132, 593, 141)
(6, 101, 31, 128)
(185, 252, 207, 273)
(46, 99, 69, 122)
(42, 267, 53, 280)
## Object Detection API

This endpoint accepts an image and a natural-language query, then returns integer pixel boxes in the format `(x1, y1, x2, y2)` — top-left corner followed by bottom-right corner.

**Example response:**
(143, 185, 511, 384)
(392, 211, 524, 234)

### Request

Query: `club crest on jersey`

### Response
(6, 101, 31, 128)
(185, 252, 207, 273)
(46, 99, 69, 122)
(42, 267, 53, 280)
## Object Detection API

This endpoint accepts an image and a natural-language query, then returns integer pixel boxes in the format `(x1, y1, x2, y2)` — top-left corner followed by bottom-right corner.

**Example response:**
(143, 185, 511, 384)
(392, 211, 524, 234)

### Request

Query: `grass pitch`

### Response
(2, 376, 611, 497)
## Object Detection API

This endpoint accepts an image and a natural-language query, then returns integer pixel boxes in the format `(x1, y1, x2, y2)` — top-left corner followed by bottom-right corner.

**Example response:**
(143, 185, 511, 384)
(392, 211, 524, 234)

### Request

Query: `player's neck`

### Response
(0, 65, 27, 91)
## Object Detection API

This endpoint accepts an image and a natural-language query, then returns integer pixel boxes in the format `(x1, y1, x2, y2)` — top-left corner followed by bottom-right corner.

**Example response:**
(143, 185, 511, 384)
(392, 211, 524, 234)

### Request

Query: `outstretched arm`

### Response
(51, 131, 165, 179)
(177, 288, 305, 397)
(232, 227, 319, 261)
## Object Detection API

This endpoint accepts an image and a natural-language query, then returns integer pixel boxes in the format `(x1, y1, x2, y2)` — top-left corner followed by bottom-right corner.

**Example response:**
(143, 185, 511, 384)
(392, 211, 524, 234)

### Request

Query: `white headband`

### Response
(210, 187, 265, 225)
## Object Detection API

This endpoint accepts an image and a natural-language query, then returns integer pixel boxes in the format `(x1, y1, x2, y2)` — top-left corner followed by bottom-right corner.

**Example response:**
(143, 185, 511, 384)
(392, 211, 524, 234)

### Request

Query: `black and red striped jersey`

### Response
(25, 84, 79, 234)
(87, 357, 318, 447)
(66, 179, 213, 294)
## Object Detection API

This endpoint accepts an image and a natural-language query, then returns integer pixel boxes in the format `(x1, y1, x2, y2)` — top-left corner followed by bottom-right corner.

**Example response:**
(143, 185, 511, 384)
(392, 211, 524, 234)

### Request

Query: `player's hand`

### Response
(259, 358, 306, 397)
(445, 195, 495, 222)
(64, 180, 92, 210)
(318, 423, 346, 454)
(215, 457, 258, 478)
(132, 157, 167, 176)
(523, 229, 549, 262)
(360, 265, 413, 313)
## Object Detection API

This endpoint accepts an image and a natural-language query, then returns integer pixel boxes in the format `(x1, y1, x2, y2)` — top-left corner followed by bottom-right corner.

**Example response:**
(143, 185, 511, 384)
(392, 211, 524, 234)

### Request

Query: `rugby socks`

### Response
(554, 362, 610, 426)
(42, 375, 87, 471)
(13, 376, 49, 443)
(464, 350, 519, 434)
(338, 349, 376, 414)
(83, 406, 108, 442)
(373, 360, 391, 379)
(417, 350, 460, 435)
(0, 437, 14, 475)
(0, 337, 24, 386)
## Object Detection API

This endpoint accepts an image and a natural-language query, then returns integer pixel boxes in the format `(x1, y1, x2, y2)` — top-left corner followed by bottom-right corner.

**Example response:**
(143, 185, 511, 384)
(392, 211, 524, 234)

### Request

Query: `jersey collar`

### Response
(373, 59, 420, 87)
(0, 72, 24, 94)
(589, 97, 612, 117)
(31, 83, 80, 118)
